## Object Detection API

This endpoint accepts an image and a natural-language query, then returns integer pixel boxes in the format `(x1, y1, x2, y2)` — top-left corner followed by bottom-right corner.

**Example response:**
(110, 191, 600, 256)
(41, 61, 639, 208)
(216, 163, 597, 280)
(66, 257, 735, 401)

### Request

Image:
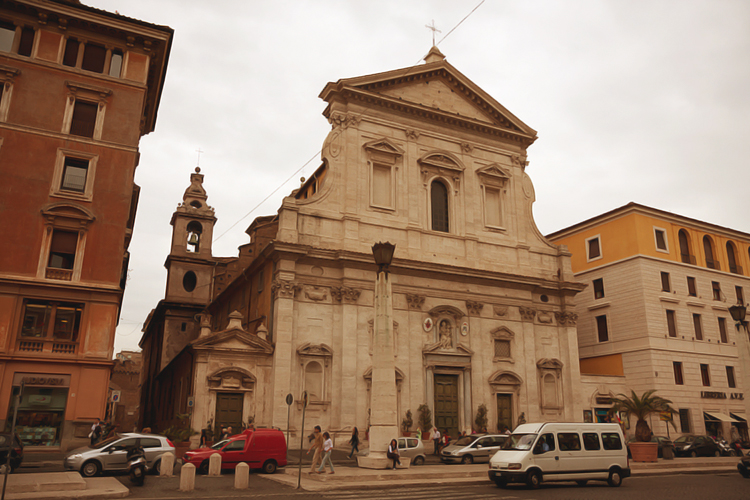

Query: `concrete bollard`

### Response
(234, 462, 249, 489)
(208, 452, 222, 477)
(159, 452, 175, 477)
(179, 463, 195, 492)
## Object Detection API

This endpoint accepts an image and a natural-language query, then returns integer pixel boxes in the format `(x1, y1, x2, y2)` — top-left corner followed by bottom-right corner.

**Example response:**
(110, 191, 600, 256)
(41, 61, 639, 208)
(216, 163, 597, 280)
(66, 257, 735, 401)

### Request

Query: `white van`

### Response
(488, 422, 630, 489)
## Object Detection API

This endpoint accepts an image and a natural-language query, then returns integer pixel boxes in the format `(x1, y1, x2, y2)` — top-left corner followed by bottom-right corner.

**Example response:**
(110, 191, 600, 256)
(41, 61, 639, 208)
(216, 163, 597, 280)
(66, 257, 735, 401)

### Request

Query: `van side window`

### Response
(557, 433, 581, 451)
(533, 433, 555, 453)
(224, 439, 245, 451)
(582, 433, 601, 451)
(601, 433, 623, 450)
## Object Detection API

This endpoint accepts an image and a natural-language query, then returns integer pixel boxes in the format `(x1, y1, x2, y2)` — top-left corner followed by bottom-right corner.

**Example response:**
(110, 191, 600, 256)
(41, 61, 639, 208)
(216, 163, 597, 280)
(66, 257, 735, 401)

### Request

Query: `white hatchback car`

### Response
(64, 433, 175, 477)
(397, 437, 426, 465)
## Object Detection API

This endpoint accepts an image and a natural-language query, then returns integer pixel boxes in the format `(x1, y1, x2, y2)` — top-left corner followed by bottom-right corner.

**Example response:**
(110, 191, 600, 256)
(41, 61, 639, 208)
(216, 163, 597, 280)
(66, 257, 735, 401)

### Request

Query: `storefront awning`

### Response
(730, 413, 746, 423)
(704, 411, 740, 423)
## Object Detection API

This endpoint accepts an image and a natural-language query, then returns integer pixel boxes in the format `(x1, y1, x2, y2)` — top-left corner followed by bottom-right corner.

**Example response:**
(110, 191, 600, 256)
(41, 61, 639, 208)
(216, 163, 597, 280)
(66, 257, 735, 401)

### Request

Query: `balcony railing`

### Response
(729, 264, 743, 275)
(46, 268, 72, 280)
(705, 259, 720, 270)
(16, 338, 78, 355)
(680, 253, 696, 265)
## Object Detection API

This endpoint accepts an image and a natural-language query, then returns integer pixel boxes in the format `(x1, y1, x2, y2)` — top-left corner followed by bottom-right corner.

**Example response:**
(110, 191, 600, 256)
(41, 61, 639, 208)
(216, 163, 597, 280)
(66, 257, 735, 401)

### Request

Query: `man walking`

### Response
(430, 426, 441, 455)
(307, 425, 323, 473)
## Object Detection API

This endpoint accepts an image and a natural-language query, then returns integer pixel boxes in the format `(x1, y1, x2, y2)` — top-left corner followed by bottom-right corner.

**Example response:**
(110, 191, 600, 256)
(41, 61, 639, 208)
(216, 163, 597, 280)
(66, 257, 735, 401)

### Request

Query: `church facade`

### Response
(139, 48, 586, 442)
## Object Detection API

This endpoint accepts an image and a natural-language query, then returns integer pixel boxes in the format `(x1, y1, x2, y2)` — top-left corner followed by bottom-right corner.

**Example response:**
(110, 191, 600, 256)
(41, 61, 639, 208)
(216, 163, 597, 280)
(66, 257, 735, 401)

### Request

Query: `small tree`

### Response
(401, 410, 413, 433)
(417, 404, 433, 434)
(474, 404, 488, 432)
(610, 389, 676, 442)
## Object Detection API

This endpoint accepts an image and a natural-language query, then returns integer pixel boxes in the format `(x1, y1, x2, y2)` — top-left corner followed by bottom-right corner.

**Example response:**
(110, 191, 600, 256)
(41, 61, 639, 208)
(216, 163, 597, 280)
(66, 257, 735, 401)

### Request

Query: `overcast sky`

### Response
(97, 0, 750, 354)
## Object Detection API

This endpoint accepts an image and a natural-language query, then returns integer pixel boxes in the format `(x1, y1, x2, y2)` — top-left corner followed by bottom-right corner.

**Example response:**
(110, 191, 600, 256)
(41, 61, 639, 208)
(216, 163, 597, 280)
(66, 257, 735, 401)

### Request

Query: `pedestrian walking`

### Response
(415, 427, 422, 441)
(307, 425, 323, 473)
(317, 432, 335, 474)
(89, 420, 102, 446)
(430, 426, 441, 455)
(347, 427, 360, 459)
(387, 439, 401, 469)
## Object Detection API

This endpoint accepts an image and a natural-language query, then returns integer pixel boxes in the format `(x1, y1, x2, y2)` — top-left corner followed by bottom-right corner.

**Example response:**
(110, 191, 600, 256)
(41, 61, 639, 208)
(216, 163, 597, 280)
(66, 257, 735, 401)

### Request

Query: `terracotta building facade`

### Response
(0, 0, 171, 451)
(140, 47, 586, 443)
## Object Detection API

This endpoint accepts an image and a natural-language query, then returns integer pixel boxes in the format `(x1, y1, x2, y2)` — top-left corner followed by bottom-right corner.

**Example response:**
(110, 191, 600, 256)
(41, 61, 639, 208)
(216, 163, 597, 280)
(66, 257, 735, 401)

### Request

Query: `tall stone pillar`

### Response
(358, 244, 399, 469)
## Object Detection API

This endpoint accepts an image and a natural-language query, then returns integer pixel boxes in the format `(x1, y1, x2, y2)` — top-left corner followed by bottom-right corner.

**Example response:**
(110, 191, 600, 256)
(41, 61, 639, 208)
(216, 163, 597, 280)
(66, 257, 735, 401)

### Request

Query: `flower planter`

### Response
(173, 442, 191, 459)
(629, 441, 658, 462)
(402, 431, 411, 437)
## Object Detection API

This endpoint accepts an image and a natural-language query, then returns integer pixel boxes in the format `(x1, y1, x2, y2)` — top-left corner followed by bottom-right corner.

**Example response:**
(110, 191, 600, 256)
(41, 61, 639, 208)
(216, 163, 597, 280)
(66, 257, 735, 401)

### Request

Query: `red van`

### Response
(183, 428, 287, 474)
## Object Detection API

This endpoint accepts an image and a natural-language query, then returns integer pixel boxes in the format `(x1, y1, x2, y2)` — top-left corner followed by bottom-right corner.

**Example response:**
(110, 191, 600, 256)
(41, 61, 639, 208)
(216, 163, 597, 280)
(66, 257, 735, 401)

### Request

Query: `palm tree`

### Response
(610, 390, 676, 442)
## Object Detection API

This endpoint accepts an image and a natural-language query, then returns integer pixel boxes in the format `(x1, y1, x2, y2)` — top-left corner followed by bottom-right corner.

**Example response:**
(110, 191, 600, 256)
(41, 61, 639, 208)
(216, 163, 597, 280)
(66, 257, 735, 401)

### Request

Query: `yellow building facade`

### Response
(549, 203, 750, 440)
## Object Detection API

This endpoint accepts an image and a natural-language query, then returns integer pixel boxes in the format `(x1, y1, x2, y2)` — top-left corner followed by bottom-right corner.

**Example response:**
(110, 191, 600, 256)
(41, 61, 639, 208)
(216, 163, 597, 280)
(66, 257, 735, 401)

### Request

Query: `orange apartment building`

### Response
(548, 203, 750, 440)
(0, 0, 171, 451)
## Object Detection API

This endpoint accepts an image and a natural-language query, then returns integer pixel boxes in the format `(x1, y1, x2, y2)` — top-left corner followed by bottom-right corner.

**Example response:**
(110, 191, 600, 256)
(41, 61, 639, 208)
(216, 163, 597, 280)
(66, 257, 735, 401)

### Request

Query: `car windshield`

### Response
(674, 436, 694, 444)
(211, 439, 229, 450)
(503, 433, 537, 451)
(90, 435, 121, 450)
(454, 436, 475, 446)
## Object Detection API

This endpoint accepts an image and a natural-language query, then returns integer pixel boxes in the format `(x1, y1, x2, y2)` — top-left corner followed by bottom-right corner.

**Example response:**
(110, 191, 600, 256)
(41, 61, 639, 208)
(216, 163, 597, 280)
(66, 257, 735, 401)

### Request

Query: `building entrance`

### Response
(434, 374, 459, 438)
(496, 394, 512, 433)
(215, 392, 243, 433)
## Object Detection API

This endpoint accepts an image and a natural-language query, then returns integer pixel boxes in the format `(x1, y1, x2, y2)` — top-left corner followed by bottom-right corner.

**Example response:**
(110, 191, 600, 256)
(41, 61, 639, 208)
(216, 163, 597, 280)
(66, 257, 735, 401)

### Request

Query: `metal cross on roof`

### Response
(195, 148, 204, 167)
(425, 19, 441, 46)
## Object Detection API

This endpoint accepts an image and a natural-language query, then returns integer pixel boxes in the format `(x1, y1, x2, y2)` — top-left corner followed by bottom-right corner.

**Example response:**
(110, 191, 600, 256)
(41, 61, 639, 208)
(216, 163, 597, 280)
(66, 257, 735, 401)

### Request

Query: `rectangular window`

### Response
(587, 236, 601, 260)
(718, 317, 728, 343)
(601, 433, 622, 451)
(0, 21, 15, 52)
(61, 157, 89, 192)
(654, 228, 668, 251)
(81, 43, 106, 73)
(593, 278, 604, 299)
(582, 433, 601, 451)
(700, 364, 710, 387)
(20, 300, 82, 341)
(736, 286, 744, 305)
(692, 313, 703, 341)
(484, 187, 502, 227)
(679, 409, 690, 433)
(687, 277, 697, 297)
(712, 281, 721, 301)
(109, 50, 123, 78)
(673, 362, 684, 385)
(596, 315, 609, 342)
(48, 229, 78, 270)
(62, 37, 79, 67)
(17, 26, 34, 57)
(666, 310, 677, 337)
(727, 366, 736, 388)
(661, 272, 671, 292)
(69, 100, 98, 138)
(494, 339, 511, 358)
(557, 433, 581, 451)
(371, 163, 392, 207)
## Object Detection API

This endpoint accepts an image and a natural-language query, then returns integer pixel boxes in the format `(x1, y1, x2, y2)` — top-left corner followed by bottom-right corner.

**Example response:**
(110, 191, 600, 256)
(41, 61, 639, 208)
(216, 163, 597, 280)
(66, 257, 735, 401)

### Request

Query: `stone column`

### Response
(358, 261, 399, 469)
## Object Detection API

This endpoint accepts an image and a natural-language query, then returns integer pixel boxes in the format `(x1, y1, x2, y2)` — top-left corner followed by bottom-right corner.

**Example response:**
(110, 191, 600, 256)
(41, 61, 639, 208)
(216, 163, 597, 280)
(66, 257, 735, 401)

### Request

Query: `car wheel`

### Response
(714, 450, 721, 457)
(739, 465, 750, 478)
(526, 470, 542, 489)
(198, 460, 209, 475)
(608, 469, 623, 487)
(150, 459, 161, 475)
(81, 461, 101, 478)
(461, 455, 473, 465)
(494, 478, 508, 488)
(413, 456, 425, 466)
(576, 480, 588, 486)
(262, 460, 277, 474)
(690, 450, 697, 458)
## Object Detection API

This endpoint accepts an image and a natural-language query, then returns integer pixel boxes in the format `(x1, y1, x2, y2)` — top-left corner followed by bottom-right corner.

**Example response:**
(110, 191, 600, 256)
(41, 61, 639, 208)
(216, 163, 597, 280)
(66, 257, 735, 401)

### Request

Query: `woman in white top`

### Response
(317, 432, 335, 474)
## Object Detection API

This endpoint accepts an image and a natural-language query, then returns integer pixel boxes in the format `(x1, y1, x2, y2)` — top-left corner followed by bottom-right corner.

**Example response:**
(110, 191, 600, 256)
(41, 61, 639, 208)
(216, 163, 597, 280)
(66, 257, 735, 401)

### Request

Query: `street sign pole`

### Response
(285, 393, 293, 454)
(296, 391, 308, 490)
(2, 382, 23, 500)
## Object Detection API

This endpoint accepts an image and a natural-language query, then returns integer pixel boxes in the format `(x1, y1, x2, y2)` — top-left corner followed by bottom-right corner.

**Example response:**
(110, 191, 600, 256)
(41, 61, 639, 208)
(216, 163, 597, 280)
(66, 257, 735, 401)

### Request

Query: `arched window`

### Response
(186, 221, 202, 253)
(726, 241, 740, 274)
(430, 180, 449, 233)
(703, 235, 718, 270)
(304, 361, 323, 402)
(678, 230, 693, 264)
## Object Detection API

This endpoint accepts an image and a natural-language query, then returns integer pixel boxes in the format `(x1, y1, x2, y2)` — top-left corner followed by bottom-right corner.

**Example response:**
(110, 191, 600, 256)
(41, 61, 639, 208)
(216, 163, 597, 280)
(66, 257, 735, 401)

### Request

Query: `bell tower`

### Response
(164, 167, 217, 304)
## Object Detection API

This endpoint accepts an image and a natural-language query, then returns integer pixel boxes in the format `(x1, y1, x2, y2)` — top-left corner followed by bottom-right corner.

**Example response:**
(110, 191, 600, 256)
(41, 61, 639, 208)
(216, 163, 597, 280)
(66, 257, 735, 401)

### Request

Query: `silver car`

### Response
(64, 433, 175, 477)
(440, 434, 508, 464)
(397, 437, 426, 465)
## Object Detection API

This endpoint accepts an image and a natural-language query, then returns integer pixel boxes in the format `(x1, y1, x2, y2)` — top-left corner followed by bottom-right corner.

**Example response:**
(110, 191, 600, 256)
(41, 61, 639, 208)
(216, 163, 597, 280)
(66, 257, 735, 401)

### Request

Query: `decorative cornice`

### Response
(328, 112, 360, 129)
(271, 279, 300, 299)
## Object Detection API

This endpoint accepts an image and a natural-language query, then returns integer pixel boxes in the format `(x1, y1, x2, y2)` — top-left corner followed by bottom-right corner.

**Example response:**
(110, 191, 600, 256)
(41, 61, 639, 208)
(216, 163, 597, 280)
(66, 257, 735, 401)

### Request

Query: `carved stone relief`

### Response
(461, 142, 473, 153)
(465, 300, 484, 316)
(271, 279, 300, 299)
(493, 306, 508, 317)
(405, 129, 420, 140)
(518, 306, 536, 322)
(304, 286, 328, 302)
(331, 286, 362, 303)
(406, 294, 425, 310)
(328, 112, 360, 129)
(537, 311, 554, 324)
(554, 311, 578, 326)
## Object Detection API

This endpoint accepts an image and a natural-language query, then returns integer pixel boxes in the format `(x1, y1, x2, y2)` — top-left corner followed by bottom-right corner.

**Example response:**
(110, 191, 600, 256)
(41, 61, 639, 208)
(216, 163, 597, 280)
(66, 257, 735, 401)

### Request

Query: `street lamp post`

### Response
(728, 302, 750, 436)
(358, 242, 400, 469)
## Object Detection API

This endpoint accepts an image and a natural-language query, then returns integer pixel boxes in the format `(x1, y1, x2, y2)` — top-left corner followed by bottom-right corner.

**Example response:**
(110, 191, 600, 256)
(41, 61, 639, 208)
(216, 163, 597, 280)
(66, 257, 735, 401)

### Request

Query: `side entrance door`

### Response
(434, 374, 459, 438)
(496, 394, 513, 432)
(215, 392, 244, 433)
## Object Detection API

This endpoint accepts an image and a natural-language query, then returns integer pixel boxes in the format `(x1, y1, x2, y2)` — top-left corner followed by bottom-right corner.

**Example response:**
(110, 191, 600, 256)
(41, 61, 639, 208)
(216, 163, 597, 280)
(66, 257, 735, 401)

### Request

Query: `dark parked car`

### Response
(738, 456, 750, 478)
(627, 435, 675, 459)
(673, 435, 721, 457)
(0, 433, 24, 472)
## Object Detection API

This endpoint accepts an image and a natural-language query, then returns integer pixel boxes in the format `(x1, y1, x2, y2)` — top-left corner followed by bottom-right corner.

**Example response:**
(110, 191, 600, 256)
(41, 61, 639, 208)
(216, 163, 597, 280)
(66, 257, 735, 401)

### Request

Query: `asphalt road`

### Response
(114, 472, 748, 499)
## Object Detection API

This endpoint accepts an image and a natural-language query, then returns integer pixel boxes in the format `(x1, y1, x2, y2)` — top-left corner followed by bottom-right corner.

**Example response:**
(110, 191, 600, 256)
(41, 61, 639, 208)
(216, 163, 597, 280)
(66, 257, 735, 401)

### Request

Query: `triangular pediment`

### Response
(320, 58, 537, 145)
(191, 327, 274, 355)
(422, 342, 474, 356)
(477, 164, 511, 181)
(363, 137, 404, 157)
